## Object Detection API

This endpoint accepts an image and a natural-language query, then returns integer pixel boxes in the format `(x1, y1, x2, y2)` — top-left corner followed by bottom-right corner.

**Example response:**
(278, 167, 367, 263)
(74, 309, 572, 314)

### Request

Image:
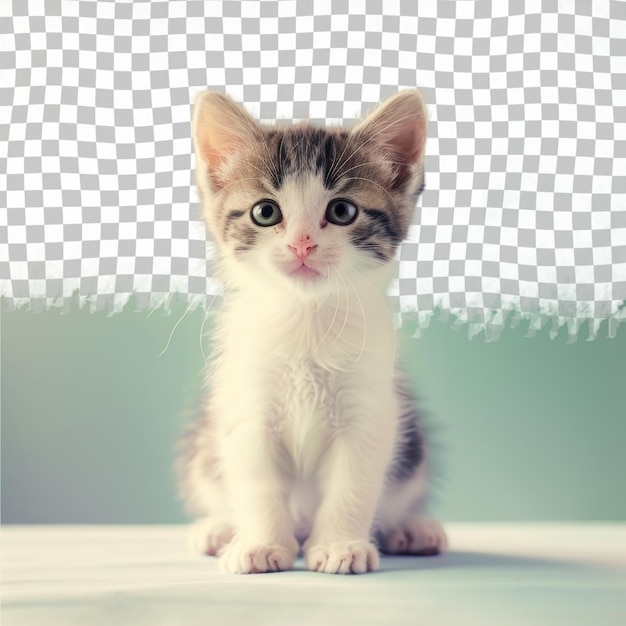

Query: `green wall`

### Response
(2, 300, 625, 523)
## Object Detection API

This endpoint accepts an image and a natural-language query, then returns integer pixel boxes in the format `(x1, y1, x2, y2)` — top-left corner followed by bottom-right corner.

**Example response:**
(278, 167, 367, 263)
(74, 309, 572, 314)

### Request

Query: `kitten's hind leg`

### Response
(375, 465, 448, 556)
(377, 516, 448, 556)
(184, 474, 235, 556)
(188, 517, 235, 556)
(177, 410, 235, 556)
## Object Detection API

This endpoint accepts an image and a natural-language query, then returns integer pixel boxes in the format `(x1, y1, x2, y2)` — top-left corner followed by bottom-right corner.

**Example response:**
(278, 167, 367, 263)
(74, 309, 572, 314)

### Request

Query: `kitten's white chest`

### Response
(276, 360, 340, 468)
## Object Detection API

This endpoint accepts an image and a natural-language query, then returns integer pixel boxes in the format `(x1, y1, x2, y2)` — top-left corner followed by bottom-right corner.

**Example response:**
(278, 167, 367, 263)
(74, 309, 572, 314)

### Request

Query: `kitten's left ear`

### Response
(192, 90, 261, 193)
(353, 89, 427, 192)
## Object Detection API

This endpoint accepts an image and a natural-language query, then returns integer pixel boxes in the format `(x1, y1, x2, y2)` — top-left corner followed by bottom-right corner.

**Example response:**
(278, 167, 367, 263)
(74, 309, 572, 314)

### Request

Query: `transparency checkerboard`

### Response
(1, 0, 625, 339)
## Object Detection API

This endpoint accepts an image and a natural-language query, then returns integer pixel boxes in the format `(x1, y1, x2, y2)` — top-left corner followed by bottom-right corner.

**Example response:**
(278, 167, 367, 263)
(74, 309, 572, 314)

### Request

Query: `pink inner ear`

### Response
(357, 92, 427, 176)
(381, 105, 426, 168)
(196, 122, 251, 191)
(201, 144, 225, 172)
(382, 120, 424, 189)
(198, 122, 238, 169)
(197, 130, 231, 190)
(194, 94, 257, 189)
(383, 110, 426, 189)
(395, 122, 423, 165)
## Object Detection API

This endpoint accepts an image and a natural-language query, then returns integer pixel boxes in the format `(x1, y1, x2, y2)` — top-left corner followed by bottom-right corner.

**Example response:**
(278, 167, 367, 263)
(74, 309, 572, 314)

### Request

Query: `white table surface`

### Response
(2, 524, 625, 626)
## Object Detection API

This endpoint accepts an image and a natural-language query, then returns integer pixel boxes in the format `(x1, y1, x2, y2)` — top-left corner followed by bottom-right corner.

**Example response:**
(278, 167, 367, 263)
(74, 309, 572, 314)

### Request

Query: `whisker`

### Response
(287, 135, 305, 159)
(234, 119, 280, 185)
(315, 271, 341, 354)
(331, 269, 350, 346)
(340, 176, 400, 214)
(199, 292, 219, 364)
(257, 127, 281, 186)
(341, 269, 368, 369)
(215, 177, 263, 195)
(239, 159, 271, 178)
(157, 292, 204, 358)
(330, 112, 419, 180)
(327, 128, 368, 185)
(314, 271, 333, 313)
(148, 258, 208, 318)
(273, 133, 285, 185)
(348, 249, 391, 268)
(326, 132, 352, 183)
(350, 265, 398, 370)
(333, 159, 408, 180)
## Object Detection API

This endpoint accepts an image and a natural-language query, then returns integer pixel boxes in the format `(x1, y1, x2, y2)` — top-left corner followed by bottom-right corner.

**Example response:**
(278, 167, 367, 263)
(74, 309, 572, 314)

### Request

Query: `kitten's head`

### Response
(192, 90, 427, 297)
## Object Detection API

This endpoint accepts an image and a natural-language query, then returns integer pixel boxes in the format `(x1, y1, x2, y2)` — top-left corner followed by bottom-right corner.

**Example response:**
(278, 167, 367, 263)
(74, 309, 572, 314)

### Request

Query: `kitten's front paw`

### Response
(188, 518, 234, 556)
(379, 516, 448, 555)
(219, 541, 297, 574)
(305, 540, 380, 574)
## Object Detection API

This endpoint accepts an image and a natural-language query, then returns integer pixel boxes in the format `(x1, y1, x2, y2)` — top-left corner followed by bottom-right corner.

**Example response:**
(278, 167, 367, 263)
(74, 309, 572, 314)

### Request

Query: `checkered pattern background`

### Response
(1, 0, 625, 339)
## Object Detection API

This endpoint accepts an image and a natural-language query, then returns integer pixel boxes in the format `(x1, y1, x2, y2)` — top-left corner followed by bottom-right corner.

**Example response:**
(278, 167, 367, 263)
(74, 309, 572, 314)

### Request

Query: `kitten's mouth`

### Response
(287, 262, 322, 280)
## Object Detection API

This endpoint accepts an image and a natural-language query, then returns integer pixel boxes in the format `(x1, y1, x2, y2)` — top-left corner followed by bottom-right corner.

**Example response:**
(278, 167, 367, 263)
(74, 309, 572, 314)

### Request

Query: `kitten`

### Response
(178, 89, 447, 574)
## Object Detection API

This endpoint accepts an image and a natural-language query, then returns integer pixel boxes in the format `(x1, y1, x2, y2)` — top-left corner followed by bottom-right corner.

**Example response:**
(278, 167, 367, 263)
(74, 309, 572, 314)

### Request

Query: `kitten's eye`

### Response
(251, 200, 282, 227)
(326, 199, 358, 226)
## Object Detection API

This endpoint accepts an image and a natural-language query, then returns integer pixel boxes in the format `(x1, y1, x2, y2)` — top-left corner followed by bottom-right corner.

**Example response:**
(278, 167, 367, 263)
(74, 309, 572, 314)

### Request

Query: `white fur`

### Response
(207, 258, 401, 572)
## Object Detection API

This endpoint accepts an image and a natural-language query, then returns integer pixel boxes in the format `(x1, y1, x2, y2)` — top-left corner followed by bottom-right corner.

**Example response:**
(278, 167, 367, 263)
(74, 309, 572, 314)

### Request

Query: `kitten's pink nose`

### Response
(289, 236, 317, 260)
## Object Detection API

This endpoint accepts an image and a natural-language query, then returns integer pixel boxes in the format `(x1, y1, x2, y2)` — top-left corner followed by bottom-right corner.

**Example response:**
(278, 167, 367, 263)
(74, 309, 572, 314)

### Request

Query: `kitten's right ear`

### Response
(192, 91, 260, 192)
(352, 89, 427, 193)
